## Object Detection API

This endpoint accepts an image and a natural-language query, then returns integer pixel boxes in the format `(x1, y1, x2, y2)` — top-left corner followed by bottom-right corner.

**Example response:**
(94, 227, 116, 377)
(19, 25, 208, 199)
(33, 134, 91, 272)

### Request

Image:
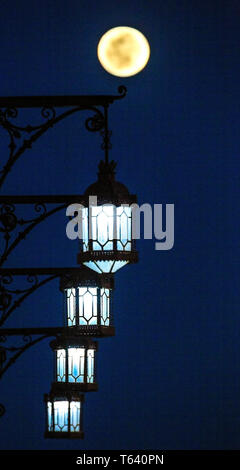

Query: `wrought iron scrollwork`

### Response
(0, 272, 58, 326)
(85, 111, 104, 132)
(0, 201, 67, 266)
(0, 333, 51, 380)
(0, 105, 104, 189)
(0, 86, 127, 189)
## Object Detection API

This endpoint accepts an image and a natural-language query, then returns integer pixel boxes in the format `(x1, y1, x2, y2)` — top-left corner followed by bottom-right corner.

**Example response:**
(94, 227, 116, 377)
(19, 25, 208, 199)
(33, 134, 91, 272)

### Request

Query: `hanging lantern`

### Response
(60, 267, 114, 337)
(77, 160, 138, 274)
(50, 336, 98, 392)
(44, 391, 84, 439)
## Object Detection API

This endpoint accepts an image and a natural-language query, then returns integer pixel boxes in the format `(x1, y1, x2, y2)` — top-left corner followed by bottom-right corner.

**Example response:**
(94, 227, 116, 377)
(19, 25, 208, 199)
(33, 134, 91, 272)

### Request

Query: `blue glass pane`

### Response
(89, 205, 115, 250)
(70, 402, 81, 432)
(125, 241, 131, 251)
(47, 402, 53, 431)
(87, 349, 95, 383)
(95, 260, 115, 273)
(68, 348, 85, 383)
(54, 401, 68, 432)
(78, 287, 97, 325)
(100, 288, 110, 326)
(93, 241, 102, 250)
(111, 260, 129, 273)
(116, 206, 132, 251)
(66, 288, 76, 326)
(82, 207, 88, 252)
(83, 261, 102, 274)
(57, 349, 66, 382)
(97, 210, 110, 245)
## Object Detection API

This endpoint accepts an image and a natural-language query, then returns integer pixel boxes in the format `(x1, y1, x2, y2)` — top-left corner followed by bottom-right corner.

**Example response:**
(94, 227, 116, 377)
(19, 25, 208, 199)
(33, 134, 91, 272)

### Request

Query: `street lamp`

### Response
(60, 267, 114, 336)
(50, 336, 98, 392)
(77, 159, 138, 274)
(44, 391, 84, 439)
(0, 86, 139, 440)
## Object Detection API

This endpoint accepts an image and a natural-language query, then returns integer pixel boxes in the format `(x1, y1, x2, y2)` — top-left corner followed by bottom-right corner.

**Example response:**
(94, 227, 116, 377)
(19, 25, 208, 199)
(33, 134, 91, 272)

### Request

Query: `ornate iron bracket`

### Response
(0, 330, 58, 416)
(0, 86, 127, 189)
(0, 195, 85, 266)
(0, 332, 53, 380)
(0, 267, 86, 327)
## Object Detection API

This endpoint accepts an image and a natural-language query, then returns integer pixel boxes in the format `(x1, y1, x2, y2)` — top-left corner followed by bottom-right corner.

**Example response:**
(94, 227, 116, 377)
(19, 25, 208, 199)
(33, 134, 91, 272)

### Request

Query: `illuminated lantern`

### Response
(44, 391, 84, 439)
(60, 267, 114, 337)
(50, 336, 98, 392)
(77, 160, 138, 273)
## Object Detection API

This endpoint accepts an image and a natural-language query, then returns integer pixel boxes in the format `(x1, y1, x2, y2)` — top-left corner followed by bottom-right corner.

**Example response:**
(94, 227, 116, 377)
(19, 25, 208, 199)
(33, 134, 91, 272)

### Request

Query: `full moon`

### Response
(97, 26, 150, 77)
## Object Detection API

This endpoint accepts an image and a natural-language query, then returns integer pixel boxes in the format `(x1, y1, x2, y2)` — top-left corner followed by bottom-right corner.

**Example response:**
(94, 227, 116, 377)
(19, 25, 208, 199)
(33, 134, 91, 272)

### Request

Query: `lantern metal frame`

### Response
(50, 336, 98, 392)
(77, 160, 139, 273)
(60, 270, 115, 337)
(0, 87, 127, 190)
(44, 391, 84, 439)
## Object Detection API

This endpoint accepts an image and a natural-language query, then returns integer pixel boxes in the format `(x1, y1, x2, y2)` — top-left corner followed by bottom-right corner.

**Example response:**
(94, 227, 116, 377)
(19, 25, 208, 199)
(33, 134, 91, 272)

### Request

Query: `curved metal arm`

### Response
(0, 333, 54, 416)
(0, 333, 51, 379)
(0, 273, 58, 326)
(0, 267, 92, 327)
(0, 86, 127, 189)
(0, 201, 67, 266)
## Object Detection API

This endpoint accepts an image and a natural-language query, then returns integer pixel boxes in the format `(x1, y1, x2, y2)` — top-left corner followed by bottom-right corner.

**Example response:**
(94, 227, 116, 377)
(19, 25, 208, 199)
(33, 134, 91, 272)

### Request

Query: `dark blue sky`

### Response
(0, 0, 240, 450)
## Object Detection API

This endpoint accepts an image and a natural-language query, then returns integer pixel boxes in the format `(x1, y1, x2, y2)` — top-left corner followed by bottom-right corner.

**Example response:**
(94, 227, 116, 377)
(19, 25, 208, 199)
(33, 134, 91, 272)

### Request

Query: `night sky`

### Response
(0, 0, 240, 450)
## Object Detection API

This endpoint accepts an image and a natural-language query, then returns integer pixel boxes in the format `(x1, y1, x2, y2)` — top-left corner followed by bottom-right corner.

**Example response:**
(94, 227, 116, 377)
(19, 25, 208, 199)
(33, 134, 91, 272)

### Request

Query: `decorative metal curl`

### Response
(0, 201, 65, 266)
(0, 272, 58, 326)
(0, 274, 13, 286)
(5, 107, 18, 120)
(41, 107, 56, 121)
(0, 204, 17, 232)
(0, 86, 127, 188)
(85, 113, 104, 132)
(34, 203, 47, 215)
(15, 203, 47, 226)
(117, 85, 127, 99)
(22, 335, 32, 344)
(0, 333, 51, 381)
(26, 274, 38, 288)
(0, 404, 5, 417)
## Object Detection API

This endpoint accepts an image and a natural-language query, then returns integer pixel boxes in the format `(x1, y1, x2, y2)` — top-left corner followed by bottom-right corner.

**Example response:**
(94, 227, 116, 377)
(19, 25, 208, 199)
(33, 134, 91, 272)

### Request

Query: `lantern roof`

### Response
(84, 160, 137, 205)
(59, 265, 114, 291)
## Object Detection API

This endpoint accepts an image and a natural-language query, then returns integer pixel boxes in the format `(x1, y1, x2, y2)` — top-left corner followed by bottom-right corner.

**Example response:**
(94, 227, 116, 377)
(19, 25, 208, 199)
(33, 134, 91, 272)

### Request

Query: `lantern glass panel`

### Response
(82, 207, 89, 251)
(65, 286, 111, 326)
(47, 402, 53, 431)
(116, 206, 132, 251)
(78, 287, 98, 325)
(87, 349, 95, 383)
(100, 288, 110, 326)
(82, 205, 132, 254)
(68, 347, 85, 383)
(57, 349, 66, 382)
(66, 288, 76, 326)
(70, 402, 81, 432)
(84, 259, 129, 274)
(91, 205, 114, 251)
(54, 401, 68, 432)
